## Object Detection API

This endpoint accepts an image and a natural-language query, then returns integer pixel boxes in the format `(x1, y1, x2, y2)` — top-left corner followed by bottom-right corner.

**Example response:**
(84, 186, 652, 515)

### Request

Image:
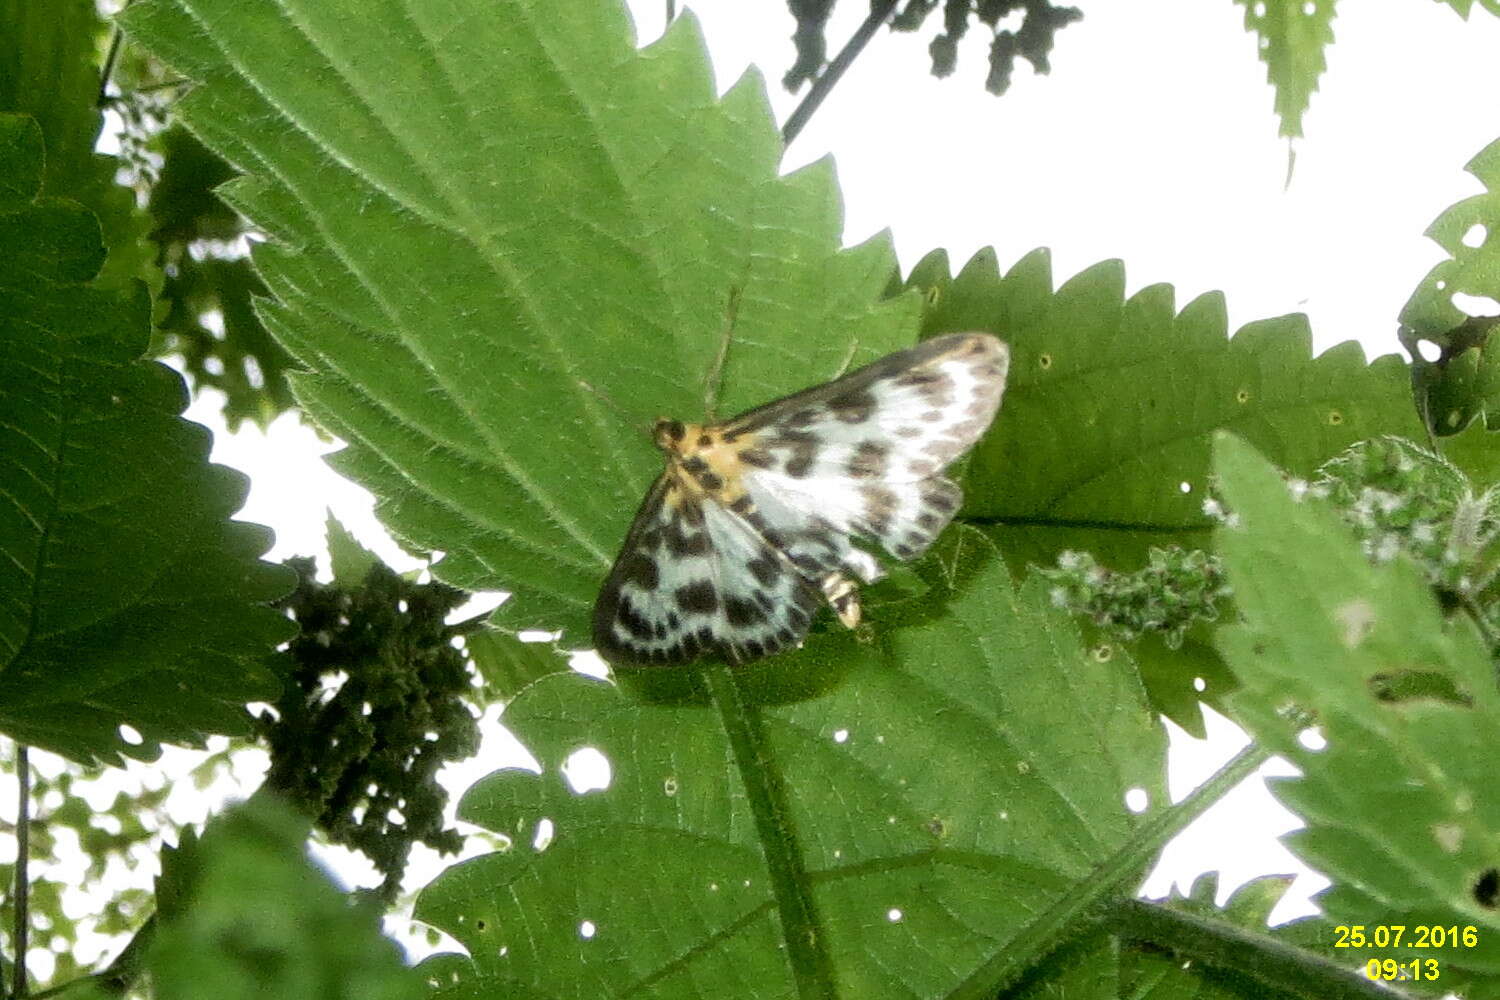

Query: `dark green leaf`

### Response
(465, 629, 569, 702)
(0, 113, 291, 763)
(0, 0, 154, 286)
(324, 511, 378, 584)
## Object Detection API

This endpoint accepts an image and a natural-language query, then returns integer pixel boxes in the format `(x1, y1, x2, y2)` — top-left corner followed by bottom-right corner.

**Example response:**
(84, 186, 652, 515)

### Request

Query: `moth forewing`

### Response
(593, 332, 1008, 667)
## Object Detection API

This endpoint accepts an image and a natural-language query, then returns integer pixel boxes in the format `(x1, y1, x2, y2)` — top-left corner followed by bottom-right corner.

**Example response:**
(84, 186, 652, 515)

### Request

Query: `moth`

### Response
(593, 332, 1009, 666)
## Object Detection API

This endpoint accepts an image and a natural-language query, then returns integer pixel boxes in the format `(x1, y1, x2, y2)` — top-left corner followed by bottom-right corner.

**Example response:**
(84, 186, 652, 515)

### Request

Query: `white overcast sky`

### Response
(75, 0, 1500, 966)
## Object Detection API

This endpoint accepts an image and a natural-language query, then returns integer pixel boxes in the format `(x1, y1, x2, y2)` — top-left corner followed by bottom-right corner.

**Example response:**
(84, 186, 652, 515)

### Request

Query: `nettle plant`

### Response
(3, 1, 1500, 998)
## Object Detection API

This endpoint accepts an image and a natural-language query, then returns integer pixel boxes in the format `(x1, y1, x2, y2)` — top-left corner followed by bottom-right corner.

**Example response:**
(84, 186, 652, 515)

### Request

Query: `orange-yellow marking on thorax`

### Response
(652, 418, 757, 509)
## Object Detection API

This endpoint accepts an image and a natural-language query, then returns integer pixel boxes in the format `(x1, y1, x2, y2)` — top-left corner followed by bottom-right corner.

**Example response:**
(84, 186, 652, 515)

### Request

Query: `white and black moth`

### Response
(592, 333, 1009, 666)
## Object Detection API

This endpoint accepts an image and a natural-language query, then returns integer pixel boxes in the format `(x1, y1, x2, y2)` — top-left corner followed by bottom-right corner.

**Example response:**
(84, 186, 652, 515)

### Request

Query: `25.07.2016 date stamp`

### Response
(1332, 924, 1481, 982)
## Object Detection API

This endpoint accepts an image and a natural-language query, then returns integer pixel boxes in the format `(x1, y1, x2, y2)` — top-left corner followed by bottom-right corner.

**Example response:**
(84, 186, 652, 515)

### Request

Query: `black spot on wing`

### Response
(829, 388, 876, 424)
(747, 550, 782, 586)
(663, 521, 711, 557)
(846, 440, 890, 479)
(675, 580, 719, 614)
(861, 485, 899, 537)
(616, 597, 655, 640)
(923, 481, 960, 513)
(724, 595, 767, 628)
(785, 444, 816, 478)
(677, 498, 705, 527)
(621, 553, 659, 590)
(740, 448, 775, 469)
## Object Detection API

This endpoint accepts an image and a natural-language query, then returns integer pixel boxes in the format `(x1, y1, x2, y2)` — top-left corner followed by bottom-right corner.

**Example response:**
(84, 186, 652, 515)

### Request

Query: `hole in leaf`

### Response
(887, 908, 904, 922)
(1474, 869, 1498, 907)
(532, 818, 555, 852)
(1461, 223, 1487, 249)
(561, 746, 612, 794)
(1297, 727, 1326, 750)
(1124, 788, 1150, 813)
(579, 920, 597, 940)
(1454, 292, 1500, 315)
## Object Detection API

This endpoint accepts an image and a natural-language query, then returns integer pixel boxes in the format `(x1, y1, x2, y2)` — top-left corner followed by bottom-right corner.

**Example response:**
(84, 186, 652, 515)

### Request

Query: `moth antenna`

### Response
(578, 378, 653, 437)
(702, 284, 742, 423)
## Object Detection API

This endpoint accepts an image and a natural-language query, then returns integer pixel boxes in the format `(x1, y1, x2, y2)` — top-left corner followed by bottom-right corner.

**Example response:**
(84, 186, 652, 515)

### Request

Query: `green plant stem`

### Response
(11, 744, 30, 1000)
(704, 664, 835, 1000)
(947, 739, 1274, 999)
(96, 26, 123, 108)
(1105, 897, 1404, 999)
(782, 0, 899, 144)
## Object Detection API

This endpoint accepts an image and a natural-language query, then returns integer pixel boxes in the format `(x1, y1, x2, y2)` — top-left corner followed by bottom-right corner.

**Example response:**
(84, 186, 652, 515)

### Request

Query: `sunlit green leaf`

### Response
(417, 528, 1169, 997)
(1233, 0, 1335, 139)
(1402, 137, 1500, 336)
(148, 796, 424, 1000)
(119, 0, 918, 646)
(1214, 433, 1500, 982)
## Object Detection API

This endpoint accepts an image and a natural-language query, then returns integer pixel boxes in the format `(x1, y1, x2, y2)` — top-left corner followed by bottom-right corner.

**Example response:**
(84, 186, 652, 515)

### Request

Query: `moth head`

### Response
(652, 418, 688, 452)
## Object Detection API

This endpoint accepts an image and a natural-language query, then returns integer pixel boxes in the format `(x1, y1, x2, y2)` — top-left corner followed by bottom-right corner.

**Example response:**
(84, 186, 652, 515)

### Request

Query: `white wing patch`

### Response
(594, 333, 1009, 666)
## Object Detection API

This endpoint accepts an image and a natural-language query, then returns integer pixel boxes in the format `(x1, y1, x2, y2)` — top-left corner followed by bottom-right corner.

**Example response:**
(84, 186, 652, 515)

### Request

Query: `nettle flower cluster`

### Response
(1041, 546, 1228, 649)
(1315, 436, 1500, 603)
(1042, 436, 1500, 648)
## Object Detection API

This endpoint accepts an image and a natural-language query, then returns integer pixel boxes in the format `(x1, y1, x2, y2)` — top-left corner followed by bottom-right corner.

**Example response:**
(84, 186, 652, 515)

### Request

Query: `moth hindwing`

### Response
(593, 332, 1009, 666)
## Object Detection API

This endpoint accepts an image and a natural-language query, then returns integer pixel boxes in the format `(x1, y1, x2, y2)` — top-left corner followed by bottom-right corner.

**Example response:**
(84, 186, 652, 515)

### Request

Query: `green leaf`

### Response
(1438, 413, 1500, 484)
(1410, 318, 1500, 436)
(415, 528, 1170, 997)
(0, 0, 154, 286)
(1233, 0, 1336, 139)
(324, 510, 378, 584)
(118, 0, 919, 646)
(1435, 0, 1500, 19)
(907, 248, 1423, 566)
(1401, 137, 1500, 336)
(147, 795, 425, 1000)
(0, 113, 292, 763)
(465, 629, 569, 702)
(1212, 433, 1500, 981)
(900, 248, 1422, 731)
